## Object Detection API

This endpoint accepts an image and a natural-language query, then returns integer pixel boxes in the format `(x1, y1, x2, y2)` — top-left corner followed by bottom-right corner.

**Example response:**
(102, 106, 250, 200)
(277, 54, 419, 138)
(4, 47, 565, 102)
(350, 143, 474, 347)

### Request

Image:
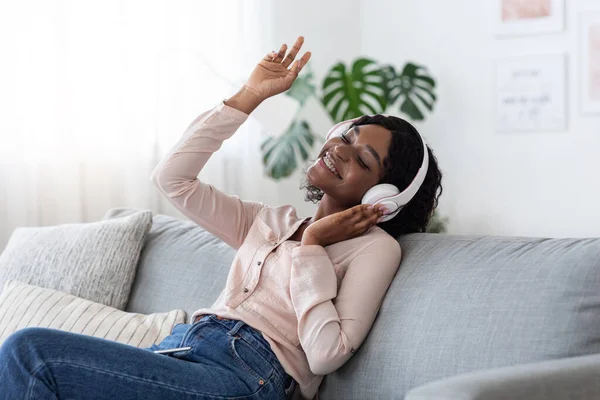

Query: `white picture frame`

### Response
(580, 12, 600, 114)
(495, 54, 567, 132)
(494, 0, 564, 37)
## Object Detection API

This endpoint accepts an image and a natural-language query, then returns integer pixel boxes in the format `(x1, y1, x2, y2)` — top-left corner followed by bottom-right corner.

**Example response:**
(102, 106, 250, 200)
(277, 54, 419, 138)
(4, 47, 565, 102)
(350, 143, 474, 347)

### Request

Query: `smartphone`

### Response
(153, 346, 192, 354)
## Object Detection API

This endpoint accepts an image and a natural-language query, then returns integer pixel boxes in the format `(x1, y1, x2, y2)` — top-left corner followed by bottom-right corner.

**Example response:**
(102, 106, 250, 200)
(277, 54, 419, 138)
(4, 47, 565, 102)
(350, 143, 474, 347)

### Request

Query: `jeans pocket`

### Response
(228, 335, 272, 384)
(150, 323, 189, 352)
(284, 377, 296, 398)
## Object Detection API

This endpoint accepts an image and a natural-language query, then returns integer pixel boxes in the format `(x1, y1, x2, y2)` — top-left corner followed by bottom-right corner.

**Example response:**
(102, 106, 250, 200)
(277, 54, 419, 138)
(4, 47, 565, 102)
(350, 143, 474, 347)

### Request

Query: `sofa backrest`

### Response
(105, 209, 600, 400)
(103, 209, 235, 317)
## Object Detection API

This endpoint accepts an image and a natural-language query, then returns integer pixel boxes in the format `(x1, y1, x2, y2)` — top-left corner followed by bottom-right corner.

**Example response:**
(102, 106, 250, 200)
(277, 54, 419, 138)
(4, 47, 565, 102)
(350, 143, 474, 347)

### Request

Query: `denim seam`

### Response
(178, 321, 206, 348)
(41, 359, 271, 399)
(283, 378, 296, 399)
(209, 317, 284, 381)
(27, 362, 53, 400)
(228, 336, 271, 383)
(237, 334, 283, 377)
(208, 316, 276, 359)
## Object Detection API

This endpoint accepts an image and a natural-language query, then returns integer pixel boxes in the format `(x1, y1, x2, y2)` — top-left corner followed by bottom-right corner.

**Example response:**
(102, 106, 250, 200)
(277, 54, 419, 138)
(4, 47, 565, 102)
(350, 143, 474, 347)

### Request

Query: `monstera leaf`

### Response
(261, 119, 318, 180)
(259, 69, 318, 180)
(380, 62, 436, 120)
(285, 67, 316, 106)
(259, 58, 437, 181)
(321, 58, 387, 122)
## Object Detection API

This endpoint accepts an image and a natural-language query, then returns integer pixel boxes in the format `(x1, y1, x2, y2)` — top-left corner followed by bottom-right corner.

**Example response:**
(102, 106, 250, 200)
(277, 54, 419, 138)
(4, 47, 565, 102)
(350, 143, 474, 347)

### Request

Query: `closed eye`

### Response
(341, 132, 370, 170)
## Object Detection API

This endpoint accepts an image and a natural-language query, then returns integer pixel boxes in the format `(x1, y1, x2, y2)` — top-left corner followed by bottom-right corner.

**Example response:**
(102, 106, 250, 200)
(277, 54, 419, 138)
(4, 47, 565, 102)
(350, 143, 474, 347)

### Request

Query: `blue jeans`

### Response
(0, 314, 296, 399)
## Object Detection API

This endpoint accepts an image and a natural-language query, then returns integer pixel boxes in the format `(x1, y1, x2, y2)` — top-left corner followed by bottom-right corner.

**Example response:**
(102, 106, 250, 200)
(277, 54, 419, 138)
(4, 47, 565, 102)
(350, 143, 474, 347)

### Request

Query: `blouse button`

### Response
(243, 288, 249, 293)
(350, 347, 355, 353)
(257, 261, 262, 266)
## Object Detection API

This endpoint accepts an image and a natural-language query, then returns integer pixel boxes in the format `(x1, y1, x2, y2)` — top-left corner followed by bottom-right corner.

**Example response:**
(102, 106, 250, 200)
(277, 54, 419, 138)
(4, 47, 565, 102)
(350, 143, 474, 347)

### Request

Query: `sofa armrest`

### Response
(405, 353, 600, 400)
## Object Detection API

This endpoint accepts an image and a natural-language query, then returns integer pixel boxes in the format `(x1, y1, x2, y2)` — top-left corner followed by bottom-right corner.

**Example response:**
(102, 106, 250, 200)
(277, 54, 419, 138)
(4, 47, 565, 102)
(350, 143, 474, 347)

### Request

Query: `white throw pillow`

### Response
(0, 280, 186, 348)
(0, 210, 152, 310)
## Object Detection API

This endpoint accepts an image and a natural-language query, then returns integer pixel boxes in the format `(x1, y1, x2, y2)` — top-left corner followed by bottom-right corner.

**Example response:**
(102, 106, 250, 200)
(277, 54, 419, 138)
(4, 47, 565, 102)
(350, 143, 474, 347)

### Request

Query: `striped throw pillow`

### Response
(0, 280, 186, 348)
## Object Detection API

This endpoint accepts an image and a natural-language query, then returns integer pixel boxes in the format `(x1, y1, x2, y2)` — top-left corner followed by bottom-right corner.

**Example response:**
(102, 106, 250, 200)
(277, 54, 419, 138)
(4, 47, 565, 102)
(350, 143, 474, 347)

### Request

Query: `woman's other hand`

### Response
(244, 36, 311, 101)
(301, 204, 386, 247)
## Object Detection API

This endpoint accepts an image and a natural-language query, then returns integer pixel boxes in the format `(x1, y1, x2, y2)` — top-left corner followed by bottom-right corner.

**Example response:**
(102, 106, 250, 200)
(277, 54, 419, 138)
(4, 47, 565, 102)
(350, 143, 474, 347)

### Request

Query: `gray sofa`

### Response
(105, 208, 600, 400)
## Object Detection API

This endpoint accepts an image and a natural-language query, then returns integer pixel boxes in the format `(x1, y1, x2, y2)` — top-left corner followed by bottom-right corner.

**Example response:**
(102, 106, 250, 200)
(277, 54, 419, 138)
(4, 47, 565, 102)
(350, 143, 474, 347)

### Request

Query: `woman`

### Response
(0, 36, 442, 400)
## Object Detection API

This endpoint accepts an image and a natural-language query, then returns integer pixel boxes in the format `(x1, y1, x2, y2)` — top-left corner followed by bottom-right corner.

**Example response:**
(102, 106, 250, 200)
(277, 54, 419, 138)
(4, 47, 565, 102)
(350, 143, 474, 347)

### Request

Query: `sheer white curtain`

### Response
(0, 0, 275, 251)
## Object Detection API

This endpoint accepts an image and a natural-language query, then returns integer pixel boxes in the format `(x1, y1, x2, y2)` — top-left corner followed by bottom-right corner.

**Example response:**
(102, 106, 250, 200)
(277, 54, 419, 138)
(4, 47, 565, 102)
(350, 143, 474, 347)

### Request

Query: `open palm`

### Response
(244, 36, 312, 100)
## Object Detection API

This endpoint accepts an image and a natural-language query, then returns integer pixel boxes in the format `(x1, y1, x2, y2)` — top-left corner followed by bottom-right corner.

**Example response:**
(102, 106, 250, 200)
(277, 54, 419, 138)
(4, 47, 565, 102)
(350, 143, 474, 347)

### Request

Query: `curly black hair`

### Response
(300, 115, 443, 238)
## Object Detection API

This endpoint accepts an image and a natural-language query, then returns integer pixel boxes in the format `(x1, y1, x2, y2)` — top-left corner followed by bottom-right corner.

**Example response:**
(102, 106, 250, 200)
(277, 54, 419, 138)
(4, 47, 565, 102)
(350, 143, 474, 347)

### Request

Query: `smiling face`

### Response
(306, 124, 393, 207)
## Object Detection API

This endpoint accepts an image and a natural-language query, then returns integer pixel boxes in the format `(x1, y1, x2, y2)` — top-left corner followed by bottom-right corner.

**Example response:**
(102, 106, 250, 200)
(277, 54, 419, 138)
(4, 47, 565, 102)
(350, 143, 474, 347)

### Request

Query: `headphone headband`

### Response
(325, 115, 429, 209)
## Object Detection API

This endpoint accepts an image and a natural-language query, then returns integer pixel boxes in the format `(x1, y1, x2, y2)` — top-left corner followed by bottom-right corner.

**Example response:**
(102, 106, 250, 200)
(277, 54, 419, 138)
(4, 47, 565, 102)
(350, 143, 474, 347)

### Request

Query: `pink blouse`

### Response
(150, 100, 402, 400)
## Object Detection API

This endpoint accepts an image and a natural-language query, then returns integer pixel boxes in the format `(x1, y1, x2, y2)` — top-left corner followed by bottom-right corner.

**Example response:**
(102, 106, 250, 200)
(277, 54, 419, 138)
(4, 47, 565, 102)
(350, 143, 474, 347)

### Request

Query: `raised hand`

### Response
(243, 36, 312, 101)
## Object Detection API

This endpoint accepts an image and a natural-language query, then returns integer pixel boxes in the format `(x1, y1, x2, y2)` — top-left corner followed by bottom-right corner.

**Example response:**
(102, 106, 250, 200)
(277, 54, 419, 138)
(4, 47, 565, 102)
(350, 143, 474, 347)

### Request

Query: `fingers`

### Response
(355, 212, 377, 226)
(274, 43, 287, 63)
(347, 203, 380, 215)
(344, 204, 367, 219)
(362, 204, 386, 215)
(349, 204, 385, 224)
(291, 51, 312, 74)
(282, 36, 304, 68)
(367, 204, 386, 223)
(263, 43, 286, 63)
(345, 203, 387, 231)
(263, 51, 277, 62)
(298, 51, 311, 71)
(338, 203, 389, 239)
(267, 37, 311, 74)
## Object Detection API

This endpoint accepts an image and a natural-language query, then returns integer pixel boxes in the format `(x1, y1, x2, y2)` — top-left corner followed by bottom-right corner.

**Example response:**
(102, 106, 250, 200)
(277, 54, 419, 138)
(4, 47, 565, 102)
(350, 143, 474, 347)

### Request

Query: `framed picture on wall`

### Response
(581, 12, 600, 114)
(494, 0, 565, 37)
(495, 54, 567, 132)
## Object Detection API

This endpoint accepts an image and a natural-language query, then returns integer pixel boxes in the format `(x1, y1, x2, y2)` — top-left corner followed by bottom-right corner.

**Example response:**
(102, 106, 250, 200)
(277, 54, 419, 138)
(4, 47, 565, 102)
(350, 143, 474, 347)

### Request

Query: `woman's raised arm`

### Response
(151, 36, 311, 249)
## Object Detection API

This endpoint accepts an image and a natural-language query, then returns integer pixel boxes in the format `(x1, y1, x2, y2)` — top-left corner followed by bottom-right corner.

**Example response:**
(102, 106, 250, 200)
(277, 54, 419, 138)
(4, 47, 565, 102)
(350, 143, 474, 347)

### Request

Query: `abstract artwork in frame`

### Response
(581, 12, 600, 114)
(495, 54, 567, 132)
(494, 0, 565, 37)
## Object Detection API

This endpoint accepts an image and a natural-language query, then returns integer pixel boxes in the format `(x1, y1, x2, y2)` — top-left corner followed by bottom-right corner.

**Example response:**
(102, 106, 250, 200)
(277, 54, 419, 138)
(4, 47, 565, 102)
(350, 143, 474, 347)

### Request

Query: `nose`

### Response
(332, 143, 351, 162)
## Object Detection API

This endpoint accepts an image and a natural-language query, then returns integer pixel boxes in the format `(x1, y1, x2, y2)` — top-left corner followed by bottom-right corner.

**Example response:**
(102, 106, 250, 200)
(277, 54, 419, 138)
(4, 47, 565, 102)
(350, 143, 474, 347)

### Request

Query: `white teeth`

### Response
(323, 153, 340, 177)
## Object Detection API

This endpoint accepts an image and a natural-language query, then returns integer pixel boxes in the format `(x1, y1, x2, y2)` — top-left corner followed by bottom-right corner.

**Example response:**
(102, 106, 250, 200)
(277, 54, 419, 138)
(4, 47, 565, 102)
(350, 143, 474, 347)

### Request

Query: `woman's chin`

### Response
(307, 161, 336, 187)
(306, 165, 319, 184)
(305, 175, 319, 191)
(307, 170, 330, 191)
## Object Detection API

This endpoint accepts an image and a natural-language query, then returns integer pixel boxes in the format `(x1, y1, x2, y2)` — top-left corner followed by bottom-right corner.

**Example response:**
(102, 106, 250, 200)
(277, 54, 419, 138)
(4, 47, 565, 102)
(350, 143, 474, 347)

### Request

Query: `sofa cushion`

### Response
(0, 280, 186, 348)
(320, 233, 600, 399)
(103, 208, 235, 318)
(0, 210, 152, 310)
(104, 209, 600, 399)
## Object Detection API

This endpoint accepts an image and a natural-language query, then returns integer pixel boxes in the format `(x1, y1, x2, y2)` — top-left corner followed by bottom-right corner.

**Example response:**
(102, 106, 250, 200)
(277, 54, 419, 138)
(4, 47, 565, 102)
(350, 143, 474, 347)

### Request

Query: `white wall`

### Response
(155, 0, 365, 223)
(242, 0, 600, 238)
(229, 0, 364, 218)
(360, 0, 600, 237)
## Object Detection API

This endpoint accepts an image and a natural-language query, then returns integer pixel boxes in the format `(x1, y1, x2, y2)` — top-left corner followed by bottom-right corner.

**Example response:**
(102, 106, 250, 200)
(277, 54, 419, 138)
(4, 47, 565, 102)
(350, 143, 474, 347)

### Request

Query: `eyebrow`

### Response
(353, 126, 381, 167)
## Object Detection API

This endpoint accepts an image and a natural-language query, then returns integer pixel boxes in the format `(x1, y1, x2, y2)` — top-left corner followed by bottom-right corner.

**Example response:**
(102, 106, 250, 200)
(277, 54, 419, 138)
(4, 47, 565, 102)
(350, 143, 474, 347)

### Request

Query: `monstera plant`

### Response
(261, 58, 436, 179)
(260, 57, 446, 232)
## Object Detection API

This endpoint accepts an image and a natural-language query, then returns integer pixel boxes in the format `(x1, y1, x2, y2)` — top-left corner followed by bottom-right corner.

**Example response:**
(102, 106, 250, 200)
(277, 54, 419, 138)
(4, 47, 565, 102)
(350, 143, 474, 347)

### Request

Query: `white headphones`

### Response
(325, 115, 429, 223)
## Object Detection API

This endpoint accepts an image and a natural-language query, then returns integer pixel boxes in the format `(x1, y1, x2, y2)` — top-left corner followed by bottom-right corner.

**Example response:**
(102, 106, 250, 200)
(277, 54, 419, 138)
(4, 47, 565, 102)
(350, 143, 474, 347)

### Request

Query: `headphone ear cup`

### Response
(361, 184, 400, 205)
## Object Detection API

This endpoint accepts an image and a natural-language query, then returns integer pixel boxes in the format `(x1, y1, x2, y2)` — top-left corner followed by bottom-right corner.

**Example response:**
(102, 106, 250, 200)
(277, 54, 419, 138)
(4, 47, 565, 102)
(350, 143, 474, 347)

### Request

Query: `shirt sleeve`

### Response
(150, 100, 265, 250)
(289, 236, 402, 376)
